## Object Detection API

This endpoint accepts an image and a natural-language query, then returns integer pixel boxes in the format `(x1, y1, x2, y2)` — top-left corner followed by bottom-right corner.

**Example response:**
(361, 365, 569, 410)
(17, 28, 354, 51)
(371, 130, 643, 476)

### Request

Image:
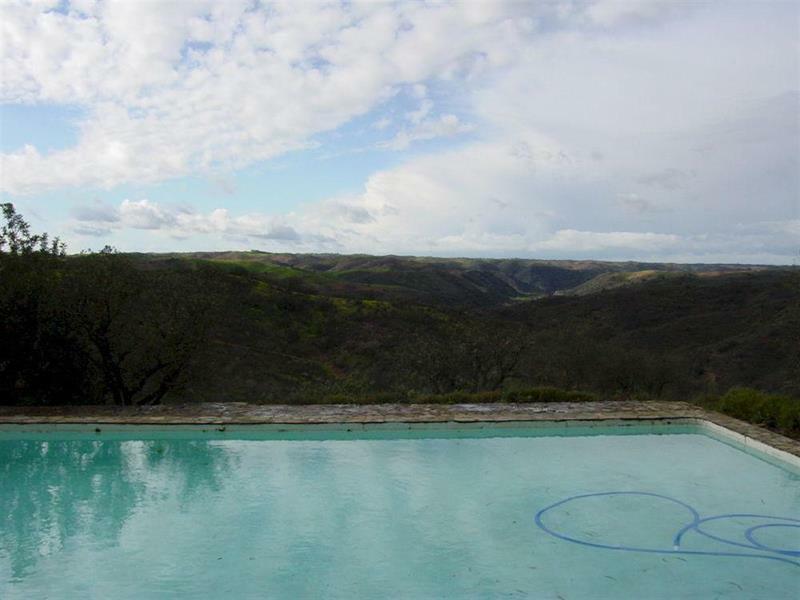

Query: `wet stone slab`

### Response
(0, 400, 798, 459)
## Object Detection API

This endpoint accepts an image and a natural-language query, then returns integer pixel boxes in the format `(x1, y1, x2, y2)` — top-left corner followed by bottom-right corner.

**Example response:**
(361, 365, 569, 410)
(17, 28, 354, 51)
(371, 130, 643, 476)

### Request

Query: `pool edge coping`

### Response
(1, 401, 798, 462)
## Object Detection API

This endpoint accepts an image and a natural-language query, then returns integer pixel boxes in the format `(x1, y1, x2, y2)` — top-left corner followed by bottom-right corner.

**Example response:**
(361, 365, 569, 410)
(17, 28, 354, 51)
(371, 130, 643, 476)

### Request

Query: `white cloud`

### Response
(119, 199, 176, 230)
(0, 1, 532, 194)
(5, 1, 798, 263)
(372, 117, 392, 131)
(406, 98, 433, 125)
(71, 200, 119, 223)
(535, 229, 680, 252)
(582, 0, 688, 28)
(72, 198, 303, 244)
(72, 223, 112, 237)
(70, 193, 799, 264)
(616, 193, 667, 215)
(379, 114, 473, 150)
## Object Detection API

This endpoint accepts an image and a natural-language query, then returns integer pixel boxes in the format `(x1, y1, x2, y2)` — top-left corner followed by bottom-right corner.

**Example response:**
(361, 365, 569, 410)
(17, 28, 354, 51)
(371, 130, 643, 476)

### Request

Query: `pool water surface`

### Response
(1, 422, 798, 598)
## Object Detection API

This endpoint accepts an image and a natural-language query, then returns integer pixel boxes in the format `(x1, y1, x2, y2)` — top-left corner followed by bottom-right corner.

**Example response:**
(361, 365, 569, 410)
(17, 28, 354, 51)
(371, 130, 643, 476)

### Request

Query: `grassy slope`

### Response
(8, 250, 797, 436)
(146, 251, 771, 308)
(147, 252, 798, 404)
(502, 271, 800, 397)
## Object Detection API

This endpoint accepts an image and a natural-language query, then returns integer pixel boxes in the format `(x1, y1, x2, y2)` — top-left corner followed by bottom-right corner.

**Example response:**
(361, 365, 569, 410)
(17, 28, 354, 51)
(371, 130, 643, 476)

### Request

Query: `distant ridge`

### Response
(143, 250, 776, 307)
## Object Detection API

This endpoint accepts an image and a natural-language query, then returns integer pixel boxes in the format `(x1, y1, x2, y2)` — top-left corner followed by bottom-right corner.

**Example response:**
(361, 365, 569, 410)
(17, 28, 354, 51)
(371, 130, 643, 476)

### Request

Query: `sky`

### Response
(0, 0, 798, 263)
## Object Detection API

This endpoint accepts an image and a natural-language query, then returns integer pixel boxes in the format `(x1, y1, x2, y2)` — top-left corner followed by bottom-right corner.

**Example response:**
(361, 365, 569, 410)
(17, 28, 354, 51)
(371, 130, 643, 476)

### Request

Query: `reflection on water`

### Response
(0, 432, 797, 599)
(0, 439, 234, 580)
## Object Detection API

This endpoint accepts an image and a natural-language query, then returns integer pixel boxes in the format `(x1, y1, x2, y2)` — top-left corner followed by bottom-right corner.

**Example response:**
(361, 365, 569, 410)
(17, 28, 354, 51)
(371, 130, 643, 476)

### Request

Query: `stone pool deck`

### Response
(1, 400, 798, 460)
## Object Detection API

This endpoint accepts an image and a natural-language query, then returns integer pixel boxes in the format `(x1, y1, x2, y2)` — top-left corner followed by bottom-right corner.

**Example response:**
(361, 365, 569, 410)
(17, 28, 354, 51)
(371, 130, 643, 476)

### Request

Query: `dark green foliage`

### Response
(411, 388, 597, 404)
(0, 203, 64, 256)
(166, 250, 765, 308)
(56, 253, 217, 405)
(502, 388, 597, 403)
(0, 253, 88, 403)
(695, 388, 800, 439)
(0, 207, 78, 403)
(387, 317, 532, 394)
(1, 206, 798, 429)
(504, 271, 800, 398)
(277, 387, 597, 405)
(0, 206, 214, 405)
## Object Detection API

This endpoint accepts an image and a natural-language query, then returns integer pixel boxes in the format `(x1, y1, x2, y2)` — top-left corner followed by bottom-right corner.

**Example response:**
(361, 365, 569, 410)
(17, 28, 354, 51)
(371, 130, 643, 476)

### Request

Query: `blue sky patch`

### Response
(0, 103, 85, 154)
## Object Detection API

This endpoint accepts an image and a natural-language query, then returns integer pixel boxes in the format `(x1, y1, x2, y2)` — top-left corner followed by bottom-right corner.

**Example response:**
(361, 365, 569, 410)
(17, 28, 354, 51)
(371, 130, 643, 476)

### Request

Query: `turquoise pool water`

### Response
(1, 422, 798, 599)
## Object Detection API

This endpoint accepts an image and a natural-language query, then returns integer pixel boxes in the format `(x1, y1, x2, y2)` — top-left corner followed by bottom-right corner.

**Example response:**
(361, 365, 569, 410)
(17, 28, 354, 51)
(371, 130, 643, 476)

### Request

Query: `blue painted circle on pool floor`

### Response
(534, 491, 800, 567)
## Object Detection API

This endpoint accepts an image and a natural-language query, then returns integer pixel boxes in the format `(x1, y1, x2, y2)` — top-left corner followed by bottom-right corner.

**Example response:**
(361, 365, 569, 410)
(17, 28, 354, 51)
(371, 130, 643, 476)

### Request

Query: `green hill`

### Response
(2, 245, 796, 407)
(149, 251, 770, 308)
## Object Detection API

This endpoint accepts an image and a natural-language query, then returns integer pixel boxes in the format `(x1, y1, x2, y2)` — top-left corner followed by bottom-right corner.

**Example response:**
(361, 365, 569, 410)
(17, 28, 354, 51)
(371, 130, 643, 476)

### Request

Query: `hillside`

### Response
(149, 251, 770, 308)
(2, 247, 797, 407)
(146, 255, 798, 403)
(501, 270, 800, 398)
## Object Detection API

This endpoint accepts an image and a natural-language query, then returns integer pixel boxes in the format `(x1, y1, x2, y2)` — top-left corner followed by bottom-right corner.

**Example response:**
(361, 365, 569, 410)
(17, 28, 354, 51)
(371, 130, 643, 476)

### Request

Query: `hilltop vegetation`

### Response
(1, 206, 798, 434)
(160, 250, 767, 308)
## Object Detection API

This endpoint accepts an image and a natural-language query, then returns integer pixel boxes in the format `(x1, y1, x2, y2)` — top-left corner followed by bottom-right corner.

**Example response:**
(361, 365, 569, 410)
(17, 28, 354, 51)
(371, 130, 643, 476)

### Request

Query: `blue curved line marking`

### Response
(745, 523, 800, 557)
(534, 491, 800, 567)
(677, 514, 800, 554)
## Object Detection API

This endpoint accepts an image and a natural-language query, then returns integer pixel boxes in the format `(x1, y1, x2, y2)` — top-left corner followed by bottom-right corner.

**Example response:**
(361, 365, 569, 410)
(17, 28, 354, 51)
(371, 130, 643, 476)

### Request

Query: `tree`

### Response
(0, 203, 64, 256)
(0, 204, 79, 404)
(1, 205, 215, 406)
(58, 252, 217, 405)
(395, 316, 531, 394)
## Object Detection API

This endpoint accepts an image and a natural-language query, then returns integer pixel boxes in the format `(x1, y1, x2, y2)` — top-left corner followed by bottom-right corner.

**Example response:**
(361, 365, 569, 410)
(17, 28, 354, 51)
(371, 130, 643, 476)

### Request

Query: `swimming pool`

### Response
(1, 421, 798, 598)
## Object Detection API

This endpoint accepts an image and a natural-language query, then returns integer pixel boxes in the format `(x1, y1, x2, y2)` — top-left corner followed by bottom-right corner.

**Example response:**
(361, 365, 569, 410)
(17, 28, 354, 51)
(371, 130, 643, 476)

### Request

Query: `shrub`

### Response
(304, 387, 597, 405)
(416, 390, 503, 404)
(503, 387, 597, 403)
(698, 387, 800, 440)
